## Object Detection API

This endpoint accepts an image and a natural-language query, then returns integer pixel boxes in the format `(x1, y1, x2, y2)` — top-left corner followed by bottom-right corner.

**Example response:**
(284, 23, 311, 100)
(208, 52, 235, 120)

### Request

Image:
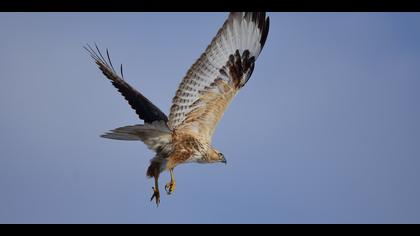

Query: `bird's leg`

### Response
(150, 174, 160, 206)
(165, 168, 176, 195)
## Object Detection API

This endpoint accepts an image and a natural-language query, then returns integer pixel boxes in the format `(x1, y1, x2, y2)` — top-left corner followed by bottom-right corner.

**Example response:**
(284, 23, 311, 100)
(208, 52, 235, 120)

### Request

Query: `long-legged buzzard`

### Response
(86, 12, 270, 206)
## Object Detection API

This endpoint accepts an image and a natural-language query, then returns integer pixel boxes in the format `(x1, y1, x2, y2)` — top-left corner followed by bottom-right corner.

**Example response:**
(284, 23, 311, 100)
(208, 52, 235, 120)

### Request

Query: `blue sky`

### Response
(1, 13, 420, 223)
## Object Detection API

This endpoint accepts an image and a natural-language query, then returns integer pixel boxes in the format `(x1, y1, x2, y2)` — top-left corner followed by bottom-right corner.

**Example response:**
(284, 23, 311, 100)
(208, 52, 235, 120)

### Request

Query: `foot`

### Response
(150, 187, 160, 206)
(165, 181, 176, 195)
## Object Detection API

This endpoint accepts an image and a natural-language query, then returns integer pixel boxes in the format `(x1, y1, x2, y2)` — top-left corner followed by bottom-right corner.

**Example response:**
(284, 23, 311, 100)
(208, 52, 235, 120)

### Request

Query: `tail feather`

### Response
(101, 123, 171, 152)
(101, 132, 141, 141)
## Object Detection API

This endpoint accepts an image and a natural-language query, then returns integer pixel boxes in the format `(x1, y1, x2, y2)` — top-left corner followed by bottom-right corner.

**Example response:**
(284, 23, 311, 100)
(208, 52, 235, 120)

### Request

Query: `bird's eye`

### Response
(218, 153, 224, 158)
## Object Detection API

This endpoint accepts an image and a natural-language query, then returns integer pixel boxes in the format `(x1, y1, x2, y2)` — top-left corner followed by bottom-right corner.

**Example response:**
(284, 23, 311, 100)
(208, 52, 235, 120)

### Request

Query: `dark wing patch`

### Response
(229, 49, 255, 89)
(85, 44, 168, 124)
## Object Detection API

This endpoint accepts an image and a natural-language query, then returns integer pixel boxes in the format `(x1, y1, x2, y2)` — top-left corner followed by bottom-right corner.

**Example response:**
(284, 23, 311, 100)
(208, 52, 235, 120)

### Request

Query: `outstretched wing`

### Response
(168, 12, 269, 141)
(85, 45, 168, 124)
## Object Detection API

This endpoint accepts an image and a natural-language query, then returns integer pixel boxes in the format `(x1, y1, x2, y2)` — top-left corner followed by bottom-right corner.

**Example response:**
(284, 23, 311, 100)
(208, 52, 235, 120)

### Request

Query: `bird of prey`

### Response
(86, 12, 270, 206)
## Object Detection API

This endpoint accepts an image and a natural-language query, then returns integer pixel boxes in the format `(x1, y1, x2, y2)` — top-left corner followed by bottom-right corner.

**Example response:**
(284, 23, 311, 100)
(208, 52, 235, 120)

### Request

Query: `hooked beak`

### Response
(222, 158, 227, 165)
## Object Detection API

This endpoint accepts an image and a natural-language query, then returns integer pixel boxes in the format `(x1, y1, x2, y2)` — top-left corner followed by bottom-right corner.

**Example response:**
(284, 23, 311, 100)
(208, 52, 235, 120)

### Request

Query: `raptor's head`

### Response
(207, 148, 227, 164)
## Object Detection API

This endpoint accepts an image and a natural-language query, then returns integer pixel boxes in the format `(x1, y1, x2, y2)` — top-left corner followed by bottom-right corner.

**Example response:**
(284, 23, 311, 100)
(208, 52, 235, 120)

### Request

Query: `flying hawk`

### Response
(86, 12, 270, 206)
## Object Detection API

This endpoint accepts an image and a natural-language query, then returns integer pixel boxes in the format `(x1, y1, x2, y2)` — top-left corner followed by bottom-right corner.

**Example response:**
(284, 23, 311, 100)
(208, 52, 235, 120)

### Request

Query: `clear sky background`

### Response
(1, 13, 420, 224)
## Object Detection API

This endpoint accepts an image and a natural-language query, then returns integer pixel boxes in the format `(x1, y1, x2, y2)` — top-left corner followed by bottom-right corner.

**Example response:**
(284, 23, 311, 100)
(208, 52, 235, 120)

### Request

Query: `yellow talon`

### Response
(165, 168, 176, 195)
(165, 181, 176, 195)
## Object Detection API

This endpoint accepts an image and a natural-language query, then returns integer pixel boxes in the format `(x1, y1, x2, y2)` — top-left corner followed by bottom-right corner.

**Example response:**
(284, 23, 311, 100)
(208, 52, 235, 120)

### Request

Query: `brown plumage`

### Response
(86, 12, 270, 206)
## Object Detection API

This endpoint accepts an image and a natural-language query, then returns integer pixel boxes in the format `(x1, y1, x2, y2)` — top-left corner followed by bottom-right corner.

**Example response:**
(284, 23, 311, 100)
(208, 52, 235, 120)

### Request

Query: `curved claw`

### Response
(164, 184, 170, 195)
(165, 182, 176, 195)
(150, 187, 160, 207)
(164, 184, 169, 194)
